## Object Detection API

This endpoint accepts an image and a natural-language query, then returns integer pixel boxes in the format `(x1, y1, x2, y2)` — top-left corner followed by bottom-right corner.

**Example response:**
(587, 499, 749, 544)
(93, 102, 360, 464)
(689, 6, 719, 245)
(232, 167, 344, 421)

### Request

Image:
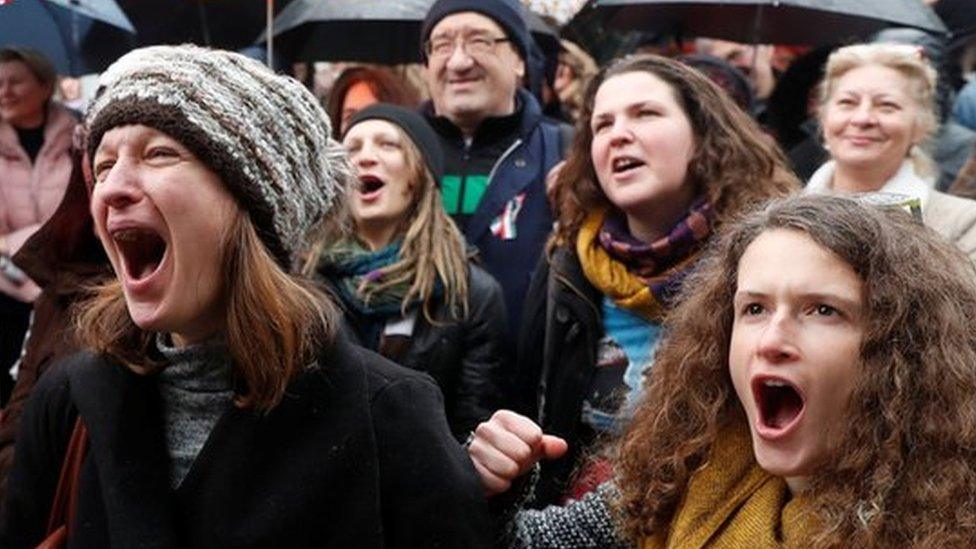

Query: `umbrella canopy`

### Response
(259, 0, 432, 64)
(525, 8, 561, 56)
(260, 0, 561, 65)
(0, 0, 136, 75)
(596, 0, 948, 46)
(114, 0, 293, 52)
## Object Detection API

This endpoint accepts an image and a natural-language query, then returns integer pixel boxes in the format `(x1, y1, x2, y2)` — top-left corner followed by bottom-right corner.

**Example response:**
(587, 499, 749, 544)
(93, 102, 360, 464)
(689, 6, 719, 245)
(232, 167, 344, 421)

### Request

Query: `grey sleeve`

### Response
(510, 482, 633, 549)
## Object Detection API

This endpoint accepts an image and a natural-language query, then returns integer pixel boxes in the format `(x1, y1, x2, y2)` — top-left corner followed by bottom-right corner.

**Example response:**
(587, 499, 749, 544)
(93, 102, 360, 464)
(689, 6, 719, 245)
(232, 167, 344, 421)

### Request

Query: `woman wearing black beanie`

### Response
(309, 104, 508, 442)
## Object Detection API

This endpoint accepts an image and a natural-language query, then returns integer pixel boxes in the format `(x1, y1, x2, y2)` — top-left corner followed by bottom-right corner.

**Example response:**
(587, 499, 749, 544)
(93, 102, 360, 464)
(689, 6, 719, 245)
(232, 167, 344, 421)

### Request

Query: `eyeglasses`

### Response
(425, 35, 511, 59)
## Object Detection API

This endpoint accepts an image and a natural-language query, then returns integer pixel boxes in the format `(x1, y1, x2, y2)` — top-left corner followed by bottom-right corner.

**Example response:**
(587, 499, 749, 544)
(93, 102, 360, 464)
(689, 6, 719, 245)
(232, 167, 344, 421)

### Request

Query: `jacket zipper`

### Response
(486, 138, 523, 189)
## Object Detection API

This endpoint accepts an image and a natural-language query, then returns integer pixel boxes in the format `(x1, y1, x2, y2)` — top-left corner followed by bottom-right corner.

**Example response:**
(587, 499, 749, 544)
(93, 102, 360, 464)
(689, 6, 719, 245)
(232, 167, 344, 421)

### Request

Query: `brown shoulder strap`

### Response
(45, 417, 89, 536)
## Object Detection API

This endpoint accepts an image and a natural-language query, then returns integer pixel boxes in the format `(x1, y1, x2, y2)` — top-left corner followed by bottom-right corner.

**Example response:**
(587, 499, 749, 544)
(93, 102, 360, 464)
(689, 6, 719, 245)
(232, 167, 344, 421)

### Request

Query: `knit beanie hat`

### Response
(345, 103, 444, 182)
(85, 44, 350, 267)
(421, 0, 531, 63)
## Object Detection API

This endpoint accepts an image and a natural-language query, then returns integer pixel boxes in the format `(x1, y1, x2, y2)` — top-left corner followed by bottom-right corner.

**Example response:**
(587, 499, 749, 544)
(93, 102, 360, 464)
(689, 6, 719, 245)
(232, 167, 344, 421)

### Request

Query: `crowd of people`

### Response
(1, 0, 976, 546)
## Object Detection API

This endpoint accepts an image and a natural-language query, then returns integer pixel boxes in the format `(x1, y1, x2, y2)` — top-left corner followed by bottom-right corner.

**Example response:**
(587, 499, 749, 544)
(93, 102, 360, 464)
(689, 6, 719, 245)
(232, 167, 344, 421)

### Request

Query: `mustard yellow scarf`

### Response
(642, 423, 815, 549)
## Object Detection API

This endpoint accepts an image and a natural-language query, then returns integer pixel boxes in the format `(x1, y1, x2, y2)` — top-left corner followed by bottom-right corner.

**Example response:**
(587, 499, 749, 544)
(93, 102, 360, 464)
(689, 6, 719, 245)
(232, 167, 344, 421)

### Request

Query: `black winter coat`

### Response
(0, 334, 494, 548)
(336, 264, 508, 441)
(515, 247, 603, 508)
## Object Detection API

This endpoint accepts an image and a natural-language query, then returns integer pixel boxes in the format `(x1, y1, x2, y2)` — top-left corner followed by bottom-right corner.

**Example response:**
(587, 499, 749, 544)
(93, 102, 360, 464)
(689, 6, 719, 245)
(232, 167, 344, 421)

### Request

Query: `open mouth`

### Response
(611, 156, 645, 175)
(112, 227, 167, 282)
(754, 377, 805, 431)
(358, 174, 385, 195)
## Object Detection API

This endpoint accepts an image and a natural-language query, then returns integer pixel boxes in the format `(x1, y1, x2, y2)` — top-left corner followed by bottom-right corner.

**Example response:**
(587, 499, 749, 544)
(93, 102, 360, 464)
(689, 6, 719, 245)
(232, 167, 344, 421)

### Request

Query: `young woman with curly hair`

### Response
(511, 53, 799, 507)
(472, 194, 976, 547)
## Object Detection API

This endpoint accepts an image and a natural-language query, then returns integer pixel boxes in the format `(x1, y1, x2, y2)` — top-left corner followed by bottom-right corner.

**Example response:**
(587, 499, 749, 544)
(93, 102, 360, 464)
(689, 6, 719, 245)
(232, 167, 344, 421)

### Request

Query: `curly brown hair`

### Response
(615, 194, 976, 546)
(548, 54, 798, 249)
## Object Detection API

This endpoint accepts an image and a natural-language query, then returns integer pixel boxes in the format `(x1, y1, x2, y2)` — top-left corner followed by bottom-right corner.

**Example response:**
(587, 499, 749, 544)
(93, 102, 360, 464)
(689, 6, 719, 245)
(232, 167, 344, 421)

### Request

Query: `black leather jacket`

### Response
(335, 264, 508, 442)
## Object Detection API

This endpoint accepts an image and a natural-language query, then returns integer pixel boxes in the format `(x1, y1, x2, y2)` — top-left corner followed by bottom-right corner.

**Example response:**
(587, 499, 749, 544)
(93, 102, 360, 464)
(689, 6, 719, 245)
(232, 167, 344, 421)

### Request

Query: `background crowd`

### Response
(1, 0, 976, 547)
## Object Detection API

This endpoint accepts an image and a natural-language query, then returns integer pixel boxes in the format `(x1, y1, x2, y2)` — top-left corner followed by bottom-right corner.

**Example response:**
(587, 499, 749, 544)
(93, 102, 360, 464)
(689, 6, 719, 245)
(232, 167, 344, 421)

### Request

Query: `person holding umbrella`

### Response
(309, 103, 507, 442)
(0, 45, 492, 548)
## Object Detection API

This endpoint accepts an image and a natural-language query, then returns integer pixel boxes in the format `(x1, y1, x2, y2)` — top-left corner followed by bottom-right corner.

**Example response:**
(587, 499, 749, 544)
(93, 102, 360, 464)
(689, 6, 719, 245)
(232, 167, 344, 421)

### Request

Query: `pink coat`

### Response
(0, 103, 77, 301)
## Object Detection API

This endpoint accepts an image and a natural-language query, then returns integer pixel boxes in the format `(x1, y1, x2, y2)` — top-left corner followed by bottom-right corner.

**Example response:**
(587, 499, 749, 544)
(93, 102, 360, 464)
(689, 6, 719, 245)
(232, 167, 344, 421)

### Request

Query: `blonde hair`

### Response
(819, 43, 940, 178)
(76, 213, 338, 413)
(307, 125, 470, 322)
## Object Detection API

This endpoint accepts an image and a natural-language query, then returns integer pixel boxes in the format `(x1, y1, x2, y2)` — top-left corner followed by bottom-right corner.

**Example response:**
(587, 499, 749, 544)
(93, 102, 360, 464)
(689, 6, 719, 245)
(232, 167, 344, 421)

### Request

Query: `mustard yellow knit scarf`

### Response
(642, 423, 815, 549)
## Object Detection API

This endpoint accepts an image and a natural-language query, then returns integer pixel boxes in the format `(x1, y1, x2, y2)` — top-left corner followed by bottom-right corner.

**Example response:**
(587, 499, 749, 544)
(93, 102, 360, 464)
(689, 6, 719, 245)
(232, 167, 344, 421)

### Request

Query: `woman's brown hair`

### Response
(75, 213, 339, 413)
(549, 53, 798, 249)
(306, 124, 470, 322)
(615, 194, 976, 546)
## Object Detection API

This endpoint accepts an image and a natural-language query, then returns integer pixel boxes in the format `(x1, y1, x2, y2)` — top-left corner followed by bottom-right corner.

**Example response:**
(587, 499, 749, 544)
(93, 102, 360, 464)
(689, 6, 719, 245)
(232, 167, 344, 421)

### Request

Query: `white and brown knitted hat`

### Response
(85, 44, 349, 267)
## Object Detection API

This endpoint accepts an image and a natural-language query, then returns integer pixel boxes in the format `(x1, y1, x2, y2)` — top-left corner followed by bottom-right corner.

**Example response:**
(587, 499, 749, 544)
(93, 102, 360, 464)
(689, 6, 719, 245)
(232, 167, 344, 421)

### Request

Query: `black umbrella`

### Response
(0, 0, 136, 75)
(595, 0, 948, 46)
(260, 0, 561, 65)
(259, 0, 432, 65)
(526, 9, 562, 57)
(113, 0, 292, 51)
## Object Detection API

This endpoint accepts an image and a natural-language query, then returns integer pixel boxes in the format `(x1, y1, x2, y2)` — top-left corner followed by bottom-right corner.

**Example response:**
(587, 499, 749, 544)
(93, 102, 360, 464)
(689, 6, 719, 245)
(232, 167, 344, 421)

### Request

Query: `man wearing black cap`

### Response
(420, 0, 568, 353)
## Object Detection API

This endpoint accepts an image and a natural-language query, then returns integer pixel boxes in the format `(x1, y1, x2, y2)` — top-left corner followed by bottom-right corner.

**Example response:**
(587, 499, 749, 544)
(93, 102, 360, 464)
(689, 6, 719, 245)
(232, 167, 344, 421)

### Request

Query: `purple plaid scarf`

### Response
(597, 198, 714, 305)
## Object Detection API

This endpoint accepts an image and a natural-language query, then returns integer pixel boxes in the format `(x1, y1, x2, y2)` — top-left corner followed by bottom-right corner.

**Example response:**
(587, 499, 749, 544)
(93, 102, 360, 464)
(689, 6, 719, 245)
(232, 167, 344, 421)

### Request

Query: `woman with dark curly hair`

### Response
(509, 53, 798, 507)
(473, 194, 976, 547)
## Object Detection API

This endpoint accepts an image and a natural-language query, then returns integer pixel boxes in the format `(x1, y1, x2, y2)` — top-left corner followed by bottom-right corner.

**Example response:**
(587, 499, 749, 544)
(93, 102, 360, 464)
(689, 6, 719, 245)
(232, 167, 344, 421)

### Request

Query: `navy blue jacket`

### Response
(423, 90, 567, 336)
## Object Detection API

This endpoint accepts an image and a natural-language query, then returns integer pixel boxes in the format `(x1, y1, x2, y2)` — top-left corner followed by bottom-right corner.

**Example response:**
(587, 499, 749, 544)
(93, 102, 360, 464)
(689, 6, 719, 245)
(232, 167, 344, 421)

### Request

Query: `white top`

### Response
(805, 159, 934, 209)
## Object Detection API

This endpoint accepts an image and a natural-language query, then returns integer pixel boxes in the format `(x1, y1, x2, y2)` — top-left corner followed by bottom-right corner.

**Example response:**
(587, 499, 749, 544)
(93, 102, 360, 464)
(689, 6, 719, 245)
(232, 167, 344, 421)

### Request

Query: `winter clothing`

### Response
(84, 44, 349, 266)
(421, 0, 532, 62)
(155, 335, 235, 488)
(806, 160, 976, 263)
(515, 246, 646, 507)
(578, 201, 713, 321)
(318, 239, 413, 331)
(508, 423, 815, 548)
(0, 150, 109, 503)
(348, 104, 445, 181)
(321, 259, 508, 441)
(512, 482, 625, 548)
(642, 423, 813, 548)
(423, 89, 566, 336)
(0, 102, 76, 301)
(0, 334, 494, 548)
(515, 195, 714, 506)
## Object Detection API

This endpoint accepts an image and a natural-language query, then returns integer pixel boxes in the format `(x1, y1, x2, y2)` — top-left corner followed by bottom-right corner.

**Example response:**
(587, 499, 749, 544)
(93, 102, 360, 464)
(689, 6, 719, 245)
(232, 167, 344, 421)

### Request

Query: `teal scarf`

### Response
(316, 239, 409, 317)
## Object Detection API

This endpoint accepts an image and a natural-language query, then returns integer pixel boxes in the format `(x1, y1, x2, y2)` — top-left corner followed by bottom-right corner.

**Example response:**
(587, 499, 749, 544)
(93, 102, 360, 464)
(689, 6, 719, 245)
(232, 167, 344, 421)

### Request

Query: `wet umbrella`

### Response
(115, 0, 293, 52)
(526, 9, 562, 57)
(259, 0, 433, 65)
(0, 0, 136, 75)
(260, 0, 562, 65)
(595, 0, 948, 46)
